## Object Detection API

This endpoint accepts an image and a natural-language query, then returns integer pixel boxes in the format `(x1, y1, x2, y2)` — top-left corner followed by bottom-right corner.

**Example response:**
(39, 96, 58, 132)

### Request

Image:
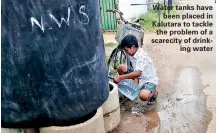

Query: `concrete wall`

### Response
(116, 0, 177, 22)
(118, 0, 148, 20)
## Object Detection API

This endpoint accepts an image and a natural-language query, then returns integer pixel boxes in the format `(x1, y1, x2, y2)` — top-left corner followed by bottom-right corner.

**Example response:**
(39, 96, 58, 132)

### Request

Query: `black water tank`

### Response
(1, 0, 109, 127)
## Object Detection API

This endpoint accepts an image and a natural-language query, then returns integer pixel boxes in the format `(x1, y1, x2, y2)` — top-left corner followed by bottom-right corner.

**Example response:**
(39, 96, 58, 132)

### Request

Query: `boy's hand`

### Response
(114, 75, 122, 83)
(133, 77, 139, 84)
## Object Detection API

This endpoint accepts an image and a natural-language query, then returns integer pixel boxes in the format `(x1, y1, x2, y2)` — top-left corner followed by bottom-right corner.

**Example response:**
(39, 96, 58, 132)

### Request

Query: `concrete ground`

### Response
(104, 0, 216, 132)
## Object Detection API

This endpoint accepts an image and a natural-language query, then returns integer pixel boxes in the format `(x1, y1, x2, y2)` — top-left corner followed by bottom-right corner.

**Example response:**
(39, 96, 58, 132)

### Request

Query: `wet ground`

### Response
(111, 67, 212, 133)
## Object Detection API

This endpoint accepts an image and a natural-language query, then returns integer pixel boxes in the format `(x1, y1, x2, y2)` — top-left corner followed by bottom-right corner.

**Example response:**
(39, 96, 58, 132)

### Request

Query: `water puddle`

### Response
(157, 66, 212, 132)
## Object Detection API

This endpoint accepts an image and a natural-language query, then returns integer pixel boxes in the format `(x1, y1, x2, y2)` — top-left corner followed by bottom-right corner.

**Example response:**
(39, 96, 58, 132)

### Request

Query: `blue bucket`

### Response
(117, 79, 140, 100)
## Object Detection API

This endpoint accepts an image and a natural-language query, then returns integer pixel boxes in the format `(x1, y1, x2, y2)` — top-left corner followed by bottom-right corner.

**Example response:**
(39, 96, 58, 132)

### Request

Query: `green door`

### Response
(100, 0, 117, 31)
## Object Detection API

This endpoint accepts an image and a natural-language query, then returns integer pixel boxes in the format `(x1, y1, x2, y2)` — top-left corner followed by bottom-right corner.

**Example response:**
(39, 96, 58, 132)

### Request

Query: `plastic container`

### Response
(117, 79, 140, 100)
(2, 0, 109, 128)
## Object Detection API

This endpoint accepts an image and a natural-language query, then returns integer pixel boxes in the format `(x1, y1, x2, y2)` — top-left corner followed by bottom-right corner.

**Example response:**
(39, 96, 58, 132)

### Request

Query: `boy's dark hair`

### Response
(120, 34, 138, 49)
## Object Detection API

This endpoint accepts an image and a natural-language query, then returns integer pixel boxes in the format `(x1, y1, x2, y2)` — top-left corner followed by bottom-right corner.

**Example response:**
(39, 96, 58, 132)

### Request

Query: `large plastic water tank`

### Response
(1, 0, 109, 128)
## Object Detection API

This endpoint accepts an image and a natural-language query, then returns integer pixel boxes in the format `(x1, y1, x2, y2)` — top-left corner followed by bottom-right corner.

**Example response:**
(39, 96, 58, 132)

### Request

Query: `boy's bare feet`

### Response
(147, 91, 158, 105)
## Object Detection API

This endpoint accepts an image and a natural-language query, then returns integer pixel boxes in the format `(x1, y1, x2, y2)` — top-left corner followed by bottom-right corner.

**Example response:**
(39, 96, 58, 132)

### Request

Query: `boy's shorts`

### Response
(126, 65, 157, 93)
(140, 82, 157, 93)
